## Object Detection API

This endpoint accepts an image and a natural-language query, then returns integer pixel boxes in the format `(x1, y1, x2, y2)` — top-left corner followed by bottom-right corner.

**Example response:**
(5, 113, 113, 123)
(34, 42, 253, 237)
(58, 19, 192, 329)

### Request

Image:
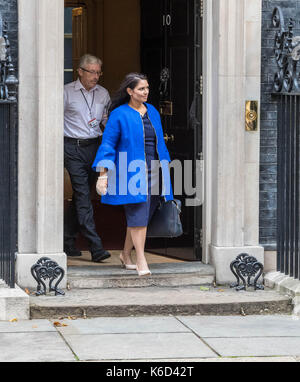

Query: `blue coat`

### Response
(92, 103, 174, 205)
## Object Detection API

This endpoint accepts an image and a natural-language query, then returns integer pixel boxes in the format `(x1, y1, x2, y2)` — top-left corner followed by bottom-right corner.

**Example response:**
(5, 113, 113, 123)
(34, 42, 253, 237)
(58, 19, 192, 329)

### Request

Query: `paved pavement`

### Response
(1, 314, 300, 363)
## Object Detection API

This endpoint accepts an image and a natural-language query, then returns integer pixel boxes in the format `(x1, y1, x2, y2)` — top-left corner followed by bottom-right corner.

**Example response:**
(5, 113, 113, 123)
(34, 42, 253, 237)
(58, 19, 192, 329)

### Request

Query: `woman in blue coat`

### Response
(92, 73, 173, 276)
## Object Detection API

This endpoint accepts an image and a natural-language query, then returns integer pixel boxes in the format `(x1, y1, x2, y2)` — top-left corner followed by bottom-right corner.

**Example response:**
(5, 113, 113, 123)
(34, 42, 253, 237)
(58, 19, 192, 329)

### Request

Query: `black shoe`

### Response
(91, 250, 111, 262)
(64, 247, 82, 257)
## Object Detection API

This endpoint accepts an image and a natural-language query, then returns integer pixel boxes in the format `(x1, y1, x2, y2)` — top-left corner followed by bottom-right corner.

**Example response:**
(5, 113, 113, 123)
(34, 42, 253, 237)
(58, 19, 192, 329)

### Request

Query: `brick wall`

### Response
(260, 0, 300, 250)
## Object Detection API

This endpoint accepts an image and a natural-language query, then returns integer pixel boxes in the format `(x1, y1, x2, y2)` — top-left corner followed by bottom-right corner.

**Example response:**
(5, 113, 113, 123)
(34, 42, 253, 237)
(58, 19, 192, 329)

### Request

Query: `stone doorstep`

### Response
(68, 274, 214, 289)
(27, 265, 293, 319)
(29, 286, 293, 319)
(67, 262, 215, 289)
(264, 271, 300, 315)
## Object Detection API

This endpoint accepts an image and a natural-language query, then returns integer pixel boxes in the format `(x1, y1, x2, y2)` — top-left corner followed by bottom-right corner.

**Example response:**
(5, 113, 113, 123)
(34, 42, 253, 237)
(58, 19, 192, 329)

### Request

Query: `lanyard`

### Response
(80, 89, 95, 118)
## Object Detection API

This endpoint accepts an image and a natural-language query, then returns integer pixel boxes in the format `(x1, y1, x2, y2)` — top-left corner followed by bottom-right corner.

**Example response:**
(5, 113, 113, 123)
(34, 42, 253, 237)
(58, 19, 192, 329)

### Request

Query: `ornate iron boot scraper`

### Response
(230, 253, 264, 291)
(31, 257, 65, 296)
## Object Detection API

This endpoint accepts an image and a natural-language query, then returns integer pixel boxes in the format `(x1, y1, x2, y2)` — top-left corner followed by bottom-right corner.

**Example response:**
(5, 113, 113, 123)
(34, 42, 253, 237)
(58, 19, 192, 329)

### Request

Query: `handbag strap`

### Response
(158, 199, 182, 213)
(173, 199, 182, 213)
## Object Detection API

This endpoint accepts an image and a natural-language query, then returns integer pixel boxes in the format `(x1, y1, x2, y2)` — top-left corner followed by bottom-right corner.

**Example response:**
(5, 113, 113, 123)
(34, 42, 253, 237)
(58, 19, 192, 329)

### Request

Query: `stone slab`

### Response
(0, 314, 300, 361)
(0, 319, 56, 332)
(63, 332, 217, 360)
(265, 271, 300, 315)
(54, 316, 189, 335)
(177, 315, 300, 338)
(29, 286, 292, 318)
(102, 356, 298, 362)
(205, 337, 300, 357)
(67, 262, 215, 289)
(0, 332, 75, 362)
(68, 274, 214, 289)
(30, 286, 290, 308)
(68, 262, 215, 276)
(0, 284, 29, 320)
(198, 356, 297, 362)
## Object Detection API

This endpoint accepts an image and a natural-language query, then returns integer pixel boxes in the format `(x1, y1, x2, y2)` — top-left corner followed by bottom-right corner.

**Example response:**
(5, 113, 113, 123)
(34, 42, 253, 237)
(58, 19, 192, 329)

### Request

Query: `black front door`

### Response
(141, 0, 202, 261)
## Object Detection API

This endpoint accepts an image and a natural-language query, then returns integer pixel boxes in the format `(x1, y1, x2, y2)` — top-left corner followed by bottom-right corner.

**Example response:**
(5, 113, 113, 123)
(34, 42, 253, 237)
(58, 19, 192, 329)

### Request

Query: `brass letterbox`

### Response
(159, 100, 173, 116)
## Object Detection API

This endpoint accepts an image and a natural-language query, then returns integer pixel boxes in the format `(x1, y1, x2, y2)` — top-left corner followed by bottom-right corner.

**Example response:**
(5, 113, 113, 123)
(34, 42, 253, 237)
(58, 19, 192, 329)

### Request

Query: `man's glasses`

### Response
(80, 67, 103, 76)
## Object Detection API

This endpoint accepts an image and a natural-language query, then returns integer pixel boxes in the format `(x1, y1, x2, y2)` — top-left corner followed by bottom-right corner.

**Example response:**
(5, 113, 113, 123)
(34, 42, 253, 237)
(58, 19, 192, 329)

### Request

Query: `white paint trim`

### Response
(201, 0, 213, 264)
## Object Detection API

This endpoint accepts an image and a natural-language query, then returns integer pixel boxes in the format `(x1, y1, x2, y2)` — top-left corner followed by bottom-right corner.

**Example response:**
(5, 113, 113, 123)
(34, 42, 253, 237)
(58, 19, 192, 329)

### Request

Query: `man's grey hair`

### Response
(79, 54, 102, 68)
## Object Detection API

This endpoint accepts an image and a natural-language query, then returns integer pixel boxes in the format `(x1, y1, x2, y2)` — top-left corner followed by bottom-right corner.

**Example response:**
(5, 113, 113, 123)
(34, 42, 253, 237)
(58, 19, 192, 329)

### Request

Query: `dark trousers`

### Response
(64, 139, 103, 253)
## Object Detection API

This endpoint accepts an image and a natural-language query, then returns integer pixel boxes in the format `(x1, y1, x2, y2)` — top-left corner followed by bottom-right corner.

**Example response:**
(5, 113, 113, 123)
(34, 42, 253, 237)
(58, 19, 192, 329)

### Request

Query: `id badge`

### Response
(88, 118, 98, 129)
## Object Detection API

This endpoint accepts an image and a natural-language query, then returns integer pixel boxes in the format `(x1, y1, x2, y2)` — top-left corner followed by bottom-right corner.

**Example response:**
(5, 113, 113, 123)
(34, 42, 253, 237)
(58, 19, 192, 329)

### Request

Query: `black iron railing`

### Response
(0, 18, 18, 288)
(272, 7, 300, 280)
(276, 94, 300, 280)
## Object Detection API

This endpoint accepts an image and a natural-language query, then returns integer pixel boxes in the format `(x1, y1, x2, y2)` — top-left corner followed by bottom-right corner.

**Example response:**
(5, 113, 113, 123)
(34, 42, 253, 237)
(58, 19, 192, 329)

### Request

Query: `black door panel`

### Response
(170, 0, 191, 37)
(141, 0, 202, 261)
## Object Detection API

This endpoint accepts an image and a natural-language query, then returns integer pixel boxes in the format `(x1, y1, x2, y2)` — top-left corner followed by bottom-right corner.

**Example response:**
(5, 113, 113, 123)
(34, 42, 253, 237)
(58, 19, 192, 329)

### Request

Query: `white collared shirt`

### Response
(64, 78, 111, 139)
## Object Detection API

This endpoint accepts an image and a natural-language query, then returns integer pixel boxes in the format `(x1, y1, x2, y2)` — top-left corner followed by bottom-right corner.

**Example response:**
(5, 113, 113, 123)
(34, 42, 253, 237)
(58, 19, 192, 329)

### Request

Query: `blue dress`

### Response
(123, 112, 161, 227)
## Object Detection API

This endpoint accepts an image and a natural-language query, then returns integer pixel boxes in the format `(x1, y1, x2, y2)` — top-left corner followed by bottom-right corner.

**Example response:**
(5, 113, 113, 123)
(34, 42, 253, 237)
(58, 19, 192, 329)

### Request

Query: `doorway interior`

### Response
(64, 0, 202, 264)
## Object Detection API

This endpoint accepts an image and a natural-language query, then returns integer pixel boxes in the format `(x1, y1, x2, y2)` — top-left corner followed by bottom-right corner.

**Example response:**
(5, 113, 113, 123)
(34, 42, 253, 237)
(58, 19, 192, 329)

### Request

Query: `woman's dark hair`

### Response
(109, 72, 148, 112)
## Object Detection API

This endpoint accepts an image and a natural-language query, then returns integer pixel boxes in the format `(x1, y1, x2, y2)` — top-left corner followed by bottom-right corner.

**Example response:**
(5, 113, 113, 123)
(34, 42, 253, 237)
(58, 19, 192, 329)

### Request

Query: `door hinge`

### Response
(200, 75, 203, 95)
(195, 228, 203, 248)
(196, 75, 203, 95)
(196, 0, 203, 19)
(200, 0, 204, 18)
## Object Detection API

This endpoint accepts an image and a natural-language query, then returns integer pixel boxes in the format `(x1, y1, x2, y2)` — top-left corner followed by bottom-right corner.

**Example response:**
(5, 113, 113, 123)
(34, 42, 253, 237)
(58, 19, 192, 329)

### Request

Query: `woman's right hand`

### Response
(96, 175, 108, 196)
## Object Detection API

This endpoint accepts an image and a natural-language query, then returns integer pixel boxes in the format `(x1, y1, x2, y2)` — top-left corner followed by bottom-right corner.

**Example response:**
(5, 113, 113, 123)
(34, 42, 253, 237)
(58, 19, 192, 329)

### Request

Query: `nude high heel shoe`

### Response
(136, 266, 151, 277)
(119, 253, 137, 270)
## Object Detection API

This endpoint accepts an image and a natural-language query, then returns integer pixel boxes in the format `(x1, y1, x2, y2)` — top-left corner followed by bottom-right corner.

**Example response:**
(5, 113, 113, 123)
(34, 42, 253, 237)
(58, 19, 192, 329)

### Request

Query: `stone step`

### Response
(29, 285, 293, 319)
(67, 262, 215, 289)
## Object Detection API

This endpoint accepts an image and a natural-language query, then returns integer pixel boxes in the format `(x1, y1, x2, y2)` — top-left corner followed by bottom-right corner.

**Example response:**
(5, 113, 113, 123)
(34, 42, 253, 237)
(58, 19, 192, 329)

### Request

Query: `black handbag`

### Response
(147, 199, 183, 238)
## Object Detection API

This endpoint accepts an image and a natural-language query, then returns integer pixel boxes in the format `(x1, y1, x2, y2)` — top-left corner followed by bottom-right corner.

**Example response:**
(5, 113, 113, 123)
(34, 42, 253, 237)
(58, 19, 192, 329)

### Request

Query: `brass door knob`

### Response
(245, 100, 258, 131)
